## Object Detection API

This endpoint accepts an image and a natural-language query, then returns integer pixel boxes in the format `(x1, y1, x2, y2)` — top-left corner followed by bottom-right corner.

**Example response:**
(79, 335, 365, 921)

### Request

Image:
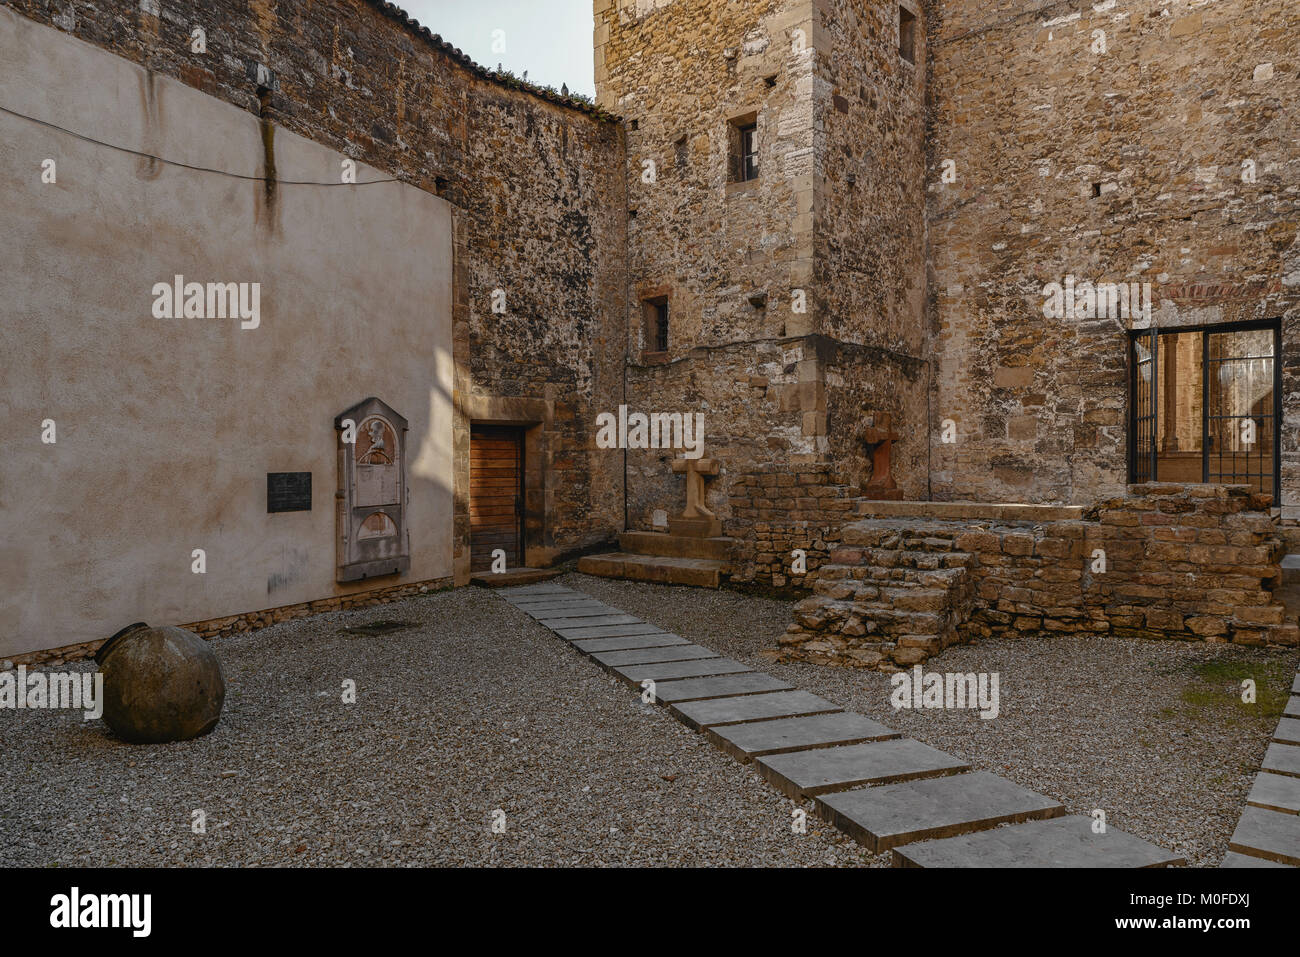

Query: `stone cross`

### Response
(671, 456, 719, 518)
(670, 456, 721, 537)
(862, 413, 902, 497)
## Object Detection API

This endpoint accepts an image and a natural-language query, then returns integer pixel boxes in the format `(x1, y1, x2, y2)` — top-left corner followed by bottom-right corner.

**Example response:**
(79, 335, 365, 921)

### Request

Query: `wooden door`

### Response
(470, 426, 523, 571)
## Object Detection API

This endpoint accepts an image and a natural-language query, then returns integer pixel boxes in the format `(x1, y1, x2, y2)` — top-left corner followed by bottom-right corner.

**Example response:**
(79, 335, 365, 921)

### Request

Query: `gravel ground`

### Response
(4, 576, 1291, 868)
(565, 573, 1299, 867)
(0, 585, 872, 867)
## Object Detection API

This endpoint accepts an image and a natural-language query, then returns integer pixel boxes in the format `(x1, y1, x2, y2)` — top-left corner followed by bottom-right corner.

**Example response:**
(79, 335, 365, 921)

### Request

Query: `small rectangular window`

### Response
(643, 297, 669, 354)
(728, 114, 759, 184)
(899, 6, 917, 64)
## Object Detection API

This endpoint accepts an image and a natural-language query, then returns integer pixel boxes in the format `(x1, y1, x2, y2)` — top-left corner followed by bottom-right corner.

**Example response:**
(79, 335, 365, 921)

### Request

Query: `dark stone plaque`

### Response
(267, 472, 312, 513)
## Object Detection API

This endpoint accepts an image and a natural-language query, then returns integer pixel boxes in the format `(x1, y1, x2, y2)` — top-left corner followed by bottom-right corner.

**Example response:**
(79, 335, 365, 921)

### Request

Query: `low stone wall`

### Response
(777, 484, 1298, 669)
(722, 464, 860, 588)
(3, 576, 454, 669)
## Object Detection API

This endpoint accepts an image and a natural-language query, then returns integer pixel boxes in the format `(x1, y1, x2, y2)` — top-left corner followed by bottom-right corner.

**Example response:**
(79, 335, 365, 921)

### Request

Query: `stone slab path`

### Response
(1225, 665, 1300, 866)
(499, 583, 1186, 867)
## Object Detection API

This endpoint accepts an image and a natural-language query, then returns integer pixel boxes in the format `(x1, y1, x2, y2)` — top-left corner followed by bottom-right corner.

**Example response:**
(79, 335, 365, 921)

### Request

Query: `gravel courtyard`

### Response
(2, 573, 1293, 867)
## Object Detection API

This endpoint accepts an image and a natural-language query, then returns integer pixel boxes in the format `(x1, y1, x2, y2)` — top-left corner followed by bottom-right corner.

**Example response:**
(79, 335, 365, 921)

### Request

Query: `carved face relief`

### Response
(357, 416, 395, 465)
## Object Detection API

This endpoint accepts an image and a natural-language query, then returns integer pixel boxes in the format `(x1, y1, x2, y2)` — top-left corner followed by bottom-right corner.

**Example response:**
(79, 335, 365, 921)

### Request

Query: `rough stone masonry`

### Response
(5, 0, 1300, 663)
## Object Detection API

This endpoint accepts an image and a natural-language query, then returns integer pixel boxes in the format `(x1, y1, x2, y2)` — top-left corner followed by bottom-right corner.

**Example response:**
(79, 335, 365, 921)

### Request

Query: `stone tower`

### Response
(595, 0, 931, 529)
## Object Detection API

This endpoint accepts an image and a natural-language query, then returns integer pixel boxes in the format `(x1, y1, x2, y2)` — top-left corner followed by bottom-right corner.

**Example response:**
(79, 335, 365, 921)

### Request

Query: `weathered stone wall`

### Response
(926, 0, 1300, 506)
(779, 484, 1298, 669)
(599, 0, 930, 526)
(9, 0, 629, 568)
(722, 463, 858, 587)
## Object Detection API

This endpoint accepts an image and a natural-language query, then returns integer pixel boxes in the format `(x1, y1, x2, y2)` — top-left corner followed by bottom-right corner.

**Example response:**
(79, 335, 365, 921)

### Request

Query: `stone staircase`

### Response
(577, 530, 735, 588)
(781, 521, 977, 669)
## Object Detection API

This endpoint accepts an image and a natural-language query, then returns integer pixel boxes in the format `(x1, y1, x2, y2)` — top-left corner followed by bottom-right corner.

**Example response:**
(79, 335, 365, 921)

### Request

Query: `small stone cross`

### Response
(671, 456, 719, 519)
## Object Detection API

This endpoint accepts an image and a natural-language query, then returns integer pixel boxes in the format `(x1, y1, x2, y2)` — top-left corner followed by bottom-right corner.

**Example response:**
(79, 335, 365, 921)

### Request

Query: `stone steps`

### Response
(618, 531, 735, 561)
(576, 552, 726, 588)
(498, 583, 1184, 867)
(780, 541, 977, 668)
(469, 567, 562, 588)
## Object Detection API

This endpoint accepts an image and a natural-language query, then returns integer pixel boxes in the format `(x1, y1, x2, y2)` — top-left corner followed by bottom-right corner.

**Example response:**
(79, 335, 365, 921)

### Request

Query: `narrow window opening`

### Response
(728, 114, 759, 183)
(899, 6, 917, 64)
(643, 297, 669, 354)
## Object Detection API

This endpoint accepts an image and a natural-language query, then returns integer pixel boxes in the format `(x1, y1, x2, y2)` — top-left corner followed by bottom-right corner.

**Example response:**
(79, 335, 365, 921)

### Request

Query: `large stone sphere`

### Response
(95, 623, 225, 744)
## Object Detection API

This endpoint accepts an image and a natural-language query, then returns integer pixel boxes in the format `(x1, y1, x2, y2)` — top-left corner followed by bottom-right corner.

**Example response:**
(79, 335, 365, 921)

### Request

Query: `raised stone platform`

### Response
(855, 500, 1086, 522)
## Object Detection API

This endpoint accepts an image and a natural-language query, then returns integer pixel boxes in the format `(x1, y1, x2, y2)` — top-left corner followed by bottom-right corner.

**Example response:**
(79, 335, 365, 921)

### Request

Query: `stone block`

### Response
(589, 645, 719, 668)
(893, 815, 1185, 868)
(707, 712, 899, 763)
(755, 739, 970, 799)
(1262, 742, 1300, 778)
(669, 690, 842, 731)
(612, 658, 753, 684)
(817, 771, 1065, 852)
(1247, 771, 1300, 815)
(649, 672, 794, 704)
(1228, 806, 1300, 865)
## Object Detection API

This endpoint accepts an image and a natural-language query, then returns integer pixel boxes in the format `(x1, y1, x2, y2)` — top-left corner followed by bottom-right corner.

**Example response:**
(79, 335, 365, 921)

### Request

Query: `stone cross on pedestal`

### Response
(669, 456, 721, 537)
(862, 413, 904, 500)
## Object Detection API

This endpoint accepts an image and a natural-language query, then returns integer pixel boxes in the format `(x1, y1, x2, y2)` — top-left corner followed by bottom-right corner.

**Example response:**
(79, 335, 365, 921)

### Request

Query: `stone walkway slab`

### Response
(571, 634, 690, 653)
(496, 583, 1184, 868)
(1228, 805, 1300, 865)
(512, 602, 615, 616)
(1286, 697, 1300, 719)
(708, 712, 898, 763)
(1291, 674, 1299, 694)
(500, 587, 576, 601)
(613, 658, 752, 684)
(894, 816, 1185, 868)
(1246, 771, 1300, 815)
(536, 614, 643, 628)
(669, 691, 842, 731)
(816, 771, 1064, 853)
(1221, 851, 1294, 867)
(590, 645, 719, 668)
(554, 623, 667, 640)
(649, 673, 793, 704)
(1273, 718, 1300, 745)
(510, 599, 611, 612)
(1262, 742, 1300, 778)
(756, 738, 970, 799)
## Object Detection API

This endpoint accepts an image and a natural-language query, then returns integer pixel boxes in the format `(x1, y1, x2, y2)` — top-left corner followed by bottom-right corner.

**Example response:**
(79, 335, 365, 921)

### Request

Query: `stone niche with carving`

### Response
(334, 397, 410, 583)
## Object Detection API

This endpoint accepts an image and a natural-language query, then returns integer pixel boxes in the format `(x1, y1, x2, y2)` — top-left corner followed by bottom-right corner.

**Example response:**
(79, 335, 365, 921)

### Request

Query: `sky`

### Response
(395, 0, 596, 98)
